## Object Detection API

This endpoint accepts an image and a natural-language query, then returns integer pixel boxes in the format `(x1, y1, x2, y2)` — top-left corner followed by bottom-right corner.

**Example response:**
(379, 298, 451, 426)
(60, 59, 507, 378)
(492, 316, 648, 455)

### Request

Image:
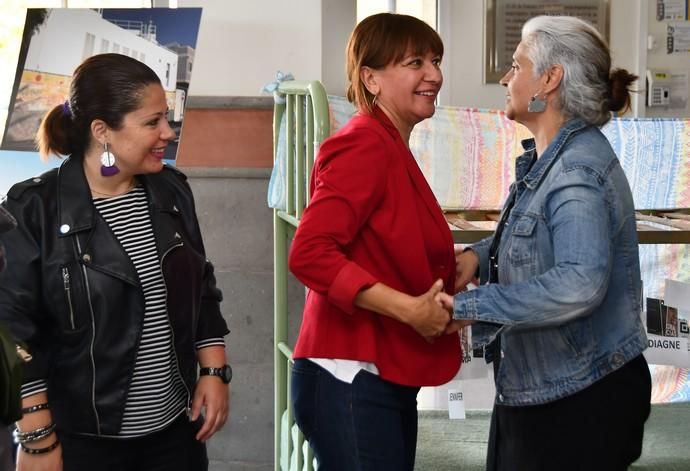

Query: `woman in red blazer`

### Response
(288, 13, 460, 471)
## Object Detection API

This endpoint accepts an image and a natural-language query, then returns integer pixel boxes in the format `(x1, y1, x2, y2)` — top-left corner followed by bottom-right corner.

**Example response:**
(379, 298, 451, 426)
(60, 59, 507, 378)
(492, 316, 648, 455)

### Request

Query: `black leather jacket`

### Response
(0, 206, 16, 272)
(0, 157, 228, 435)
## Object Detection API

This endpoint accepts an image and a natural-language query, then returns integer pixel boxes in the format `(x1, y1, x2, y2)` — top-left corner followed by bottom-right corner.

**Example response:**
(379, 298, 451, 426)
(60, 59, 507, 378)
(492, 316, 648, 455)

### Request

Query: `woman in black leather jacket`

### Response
(0, 54, 230, 471)
(0, 206, 17, 471)
(0, 207, 15, 273)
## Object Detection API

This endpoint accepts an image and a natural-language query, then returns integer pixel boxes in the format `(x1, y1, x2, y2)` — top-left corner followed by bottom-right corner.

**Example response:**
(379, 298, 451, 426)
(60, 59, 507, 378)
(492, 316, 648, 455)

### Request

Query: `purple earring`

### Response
(100, 143, 120, 177)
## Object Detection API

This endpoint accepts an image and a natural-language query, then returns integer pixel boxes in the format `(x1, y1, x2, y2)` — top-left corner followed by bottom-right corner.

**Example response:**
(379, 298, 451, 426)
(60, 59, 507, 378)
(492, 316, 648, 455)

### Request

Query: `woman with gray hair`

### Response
(438, 15, 650, 470)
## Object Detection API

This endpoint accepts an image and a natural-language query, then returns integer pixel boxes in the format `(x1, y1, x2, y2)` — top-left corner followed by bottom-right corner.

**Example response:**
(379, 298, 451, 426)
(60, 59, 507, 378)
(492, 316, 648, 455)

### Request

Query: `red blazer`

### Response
(289, 108, 460, 387)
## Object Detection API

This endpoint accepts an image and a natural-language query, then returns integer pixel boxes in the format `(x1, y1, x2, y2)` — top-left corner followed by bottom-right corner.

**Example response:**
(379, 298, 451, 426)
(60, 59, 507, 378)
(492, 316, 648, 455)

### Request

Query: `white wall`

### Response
(608, 0, 647, 116)
(179, 0, 333, 96)
(438, 0, 503, 109)
(321, 0, 356, 96)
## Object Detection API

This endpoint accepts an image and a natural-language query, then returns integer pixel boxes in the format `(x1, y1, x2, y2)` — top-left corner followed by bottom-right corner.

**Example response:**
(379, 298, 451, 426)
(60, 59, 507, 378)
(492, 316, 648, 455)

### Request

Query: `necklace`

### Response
(90, 183, 136, 197)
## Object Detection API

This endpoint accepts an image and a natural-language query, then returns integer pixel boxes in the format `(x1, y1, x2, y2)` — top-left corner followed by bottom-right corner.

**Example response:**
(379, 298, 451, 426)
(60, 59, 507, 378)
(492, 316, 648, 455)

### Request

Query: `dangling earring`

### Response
(527, 93, 546, 113)
(372, 94, 378, 107)
(100, 143, 120, 177)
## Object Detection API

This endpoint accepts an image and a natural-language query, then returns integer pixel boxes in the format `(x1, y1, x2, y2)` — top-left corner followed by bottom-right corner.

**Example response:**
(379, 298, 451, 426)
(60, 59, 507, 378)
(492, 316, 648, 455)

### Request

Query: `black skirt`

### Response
(487, 353, 651, 471)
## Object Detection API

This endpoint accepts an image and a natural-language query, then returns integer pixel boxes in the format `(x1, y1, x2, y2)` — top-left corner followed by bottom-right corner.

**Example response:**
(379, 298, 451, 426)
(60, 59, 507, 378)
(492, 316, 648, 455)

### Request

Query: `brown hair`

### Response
(36, 53, 161, 160)
(346, 13, 443, 114)
(608, 68, 637, 115)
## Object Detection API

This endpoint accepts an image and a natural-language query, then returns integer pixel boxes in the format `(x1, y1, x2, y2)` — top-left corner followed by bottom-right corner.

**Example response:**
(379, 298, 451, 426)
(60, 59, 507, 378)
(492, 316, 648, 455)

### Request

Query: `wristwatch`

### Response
(199, 364, 232, 384)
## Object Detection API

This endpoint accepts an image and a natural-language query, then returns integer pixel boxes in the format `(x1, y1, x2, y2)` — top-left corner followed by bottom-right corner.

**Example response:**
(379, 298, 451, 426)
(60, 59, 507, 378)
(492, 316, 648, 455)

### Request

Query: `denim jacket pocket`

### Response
(507, 214, 537, 267)
(558, 317, 595, 360)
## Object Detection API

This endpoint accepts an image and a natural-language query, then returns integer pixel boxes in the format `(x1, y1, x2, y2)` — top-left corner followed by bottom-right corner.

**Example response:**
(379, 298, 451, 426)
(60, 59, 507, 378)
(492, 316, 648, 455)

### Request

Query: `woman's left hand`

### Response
(191, 377, 230, 442)
(435, 291, 475, 334)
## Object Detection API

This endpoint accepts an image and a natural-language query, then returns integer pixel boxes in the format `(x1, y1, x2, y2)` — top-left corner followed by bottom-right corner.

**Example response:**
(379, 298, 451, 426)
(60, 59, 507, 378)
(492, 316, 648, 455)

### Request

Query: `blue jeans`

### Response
(291, 359, 420, 471)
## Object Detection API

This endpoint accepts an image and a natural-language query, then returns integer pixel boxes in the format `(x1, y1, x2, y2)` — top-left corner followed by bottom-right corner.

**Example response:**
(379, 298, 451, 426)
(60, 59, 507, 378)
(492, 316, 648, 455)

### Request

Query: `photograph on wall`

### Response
(1, 7, 201, 196)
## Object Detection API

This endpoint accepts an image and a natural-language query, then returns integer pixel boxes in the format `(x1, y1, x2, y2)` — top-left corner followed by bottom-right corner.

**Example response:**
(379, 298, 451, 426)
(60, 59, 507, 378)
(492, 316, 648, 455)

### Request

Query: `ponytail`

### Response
(608, 68, 638, 114)
(36, 101, 75, 160)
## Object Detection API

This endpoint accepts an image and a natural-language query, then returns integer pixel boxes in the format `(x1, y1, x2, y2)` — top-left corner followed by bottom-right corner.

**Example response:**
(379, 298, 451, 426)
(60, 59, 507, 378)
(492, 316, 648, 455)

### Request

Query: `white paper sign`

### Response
(456, 346, 492, 380)
(643, 279, 690, 367)
(644, 334, 689, 367)
(455, 298, 492, 381)
(448, 384, 466, 420)
(664, 279, 690, 310)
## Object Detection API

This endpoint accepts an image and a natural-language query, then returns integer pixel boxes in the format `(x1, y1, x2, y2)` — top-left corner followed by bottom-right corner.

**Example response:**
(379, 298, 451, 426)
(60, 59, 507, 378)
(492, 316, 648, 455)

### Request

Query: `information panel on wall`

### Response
(657, 0, 689, 21)
(484, 0, 609, 83)
(667, 22, 690, 53)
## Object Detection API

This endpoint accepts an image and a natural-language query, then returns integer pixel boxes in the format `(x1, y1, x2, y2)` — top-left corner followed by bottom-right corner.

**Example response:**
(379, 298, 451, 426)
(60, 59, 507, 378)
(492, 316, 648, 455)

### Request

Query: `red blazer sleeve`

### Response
(288, 124, 389, 314)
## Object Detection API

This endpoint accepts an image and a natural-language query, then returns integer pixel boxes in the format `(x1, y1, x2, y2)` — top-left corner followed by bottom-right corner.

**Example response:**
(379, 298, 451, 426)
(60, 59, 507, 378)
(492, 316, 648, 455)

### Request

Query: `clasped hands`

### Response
(411, 247, 479, 342)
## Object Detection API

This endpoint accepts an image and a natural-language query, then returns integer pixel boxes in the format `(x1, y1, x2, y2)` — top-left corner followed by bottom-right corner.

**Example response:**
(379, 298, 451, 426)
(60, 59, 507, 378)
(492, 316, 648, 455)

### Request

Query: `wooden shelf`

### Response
(445, 208, 690, 244)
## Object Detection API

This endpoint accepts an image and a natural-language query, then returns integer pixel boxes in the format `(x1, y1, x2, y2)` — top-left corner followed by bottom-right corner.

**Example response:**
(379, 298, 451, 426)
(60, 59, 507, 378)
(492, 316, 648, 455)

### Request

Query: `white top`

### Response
(308, 358, 379, 383)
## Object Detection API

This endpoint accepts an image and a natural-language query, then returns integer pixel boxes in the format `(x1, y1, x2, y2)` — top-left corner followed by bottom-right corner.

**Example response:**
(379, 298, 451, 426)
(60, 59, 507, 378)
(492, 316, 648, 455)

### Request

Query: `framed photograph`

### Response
(1, 7, 201, 162)
(484, 0, 610, 83)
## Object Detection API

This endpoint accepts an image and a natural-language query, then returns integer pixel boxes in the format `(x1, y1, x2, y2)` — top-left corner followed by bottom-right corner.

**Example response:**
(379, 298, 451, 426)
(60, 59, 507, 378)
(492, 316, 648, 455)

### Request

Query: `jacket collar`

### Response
(519, 118, 589, 190)
(57, 156, 96, 236)
(56, 156, 178, 238)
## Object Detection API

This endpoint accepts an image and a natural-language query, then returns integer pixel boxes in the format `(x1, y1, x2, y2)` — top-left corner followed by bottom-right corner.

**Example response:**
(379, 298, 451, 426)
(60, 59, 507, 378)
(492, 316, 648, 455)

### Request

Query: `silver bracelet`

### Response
(21, 403, 49, 415)
(20, 438, 60, 455)
(12, 422, 56, 444)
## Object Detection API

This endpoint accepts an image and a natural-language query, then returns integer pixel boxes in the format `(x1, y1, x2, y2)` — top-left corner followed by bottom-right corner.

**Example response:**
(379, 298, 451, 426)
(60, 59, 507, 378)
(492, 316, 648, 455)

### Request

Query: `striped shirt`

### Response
(94, 186, 187, 437)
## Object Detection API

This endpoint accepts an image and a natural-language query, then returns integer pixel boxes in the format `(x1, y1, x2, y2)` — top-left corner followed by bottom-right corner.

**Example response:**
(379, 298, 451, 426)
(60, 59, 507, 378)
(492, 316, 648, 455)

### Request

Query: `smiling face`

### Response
(499, 42, 541, 123)
(366, 50, 443, 137)
(103, 83, 175, 176)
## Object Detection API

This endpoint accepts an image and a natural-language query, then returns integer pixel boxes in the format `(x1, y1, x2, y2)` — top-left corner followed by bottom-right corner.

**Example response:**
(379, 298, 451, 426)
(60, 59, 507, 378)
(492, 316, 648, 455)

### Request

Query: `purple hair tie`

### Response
(61, 100, 71, 117)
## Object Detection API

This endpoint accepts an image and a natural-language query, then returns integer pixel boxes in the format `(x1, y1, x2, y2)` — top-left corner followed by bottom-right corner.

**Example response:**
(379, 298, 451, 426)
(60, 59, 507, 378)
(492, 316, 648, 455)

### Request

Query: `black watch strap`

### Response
(199, 364, 232, 384)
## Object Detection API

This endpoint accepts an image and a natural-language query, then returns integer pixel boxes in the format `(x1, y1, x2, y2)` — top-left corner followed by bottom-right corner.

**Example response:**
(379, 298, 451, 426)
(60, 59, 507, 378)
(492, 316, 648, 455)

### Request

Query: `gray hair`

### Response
(521, 15, 635, 126)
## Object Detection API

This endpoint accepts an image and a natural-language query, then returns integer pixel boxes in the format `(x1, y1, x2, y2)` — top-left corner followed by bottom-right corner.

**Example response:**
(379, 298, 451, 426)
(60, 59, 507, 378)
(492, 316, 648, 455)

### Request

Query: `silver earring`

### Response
(527, 94, 546, 113)
(100, 143, 120, 177)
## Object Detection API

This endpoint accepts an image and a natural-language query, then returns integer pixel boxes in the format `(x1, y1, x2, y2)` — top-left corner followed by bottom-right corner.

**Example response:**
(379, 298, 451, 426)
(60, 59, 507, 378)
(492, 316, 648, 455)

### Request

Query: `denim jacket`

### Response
(453, 118, 647, 406)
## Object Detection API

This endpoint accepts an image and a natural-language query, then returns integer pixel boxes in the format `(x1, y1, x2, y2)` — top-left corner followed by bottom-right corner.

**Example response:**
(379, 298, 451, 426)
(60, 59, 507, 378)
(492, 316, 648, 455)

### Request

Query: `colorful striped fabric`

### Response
(602, 118, 690, 210)
(650, 365, 690, 403)
(329, 97, 690, 211)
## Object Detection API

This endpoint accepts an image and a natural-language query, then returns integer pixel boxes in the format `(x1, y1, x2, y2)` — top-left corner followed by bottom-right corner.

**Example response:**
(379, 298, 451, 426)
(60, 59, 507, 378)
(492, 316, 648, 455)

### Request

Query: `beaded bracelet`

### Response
(21, 403, 50, 414)
(20, 438, 60, 455)
(13, 422, 56, 444)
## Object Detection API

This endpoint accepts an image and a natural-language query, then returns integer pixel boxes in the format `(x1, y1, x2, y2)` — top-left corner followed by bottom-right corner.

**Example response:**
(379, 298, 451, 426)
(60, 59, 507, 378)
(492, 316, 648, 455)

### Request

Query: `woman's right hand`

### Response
(16, 443, 62, 471)
(354, 279, 451, 340)
(405, 279, 451, 339)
